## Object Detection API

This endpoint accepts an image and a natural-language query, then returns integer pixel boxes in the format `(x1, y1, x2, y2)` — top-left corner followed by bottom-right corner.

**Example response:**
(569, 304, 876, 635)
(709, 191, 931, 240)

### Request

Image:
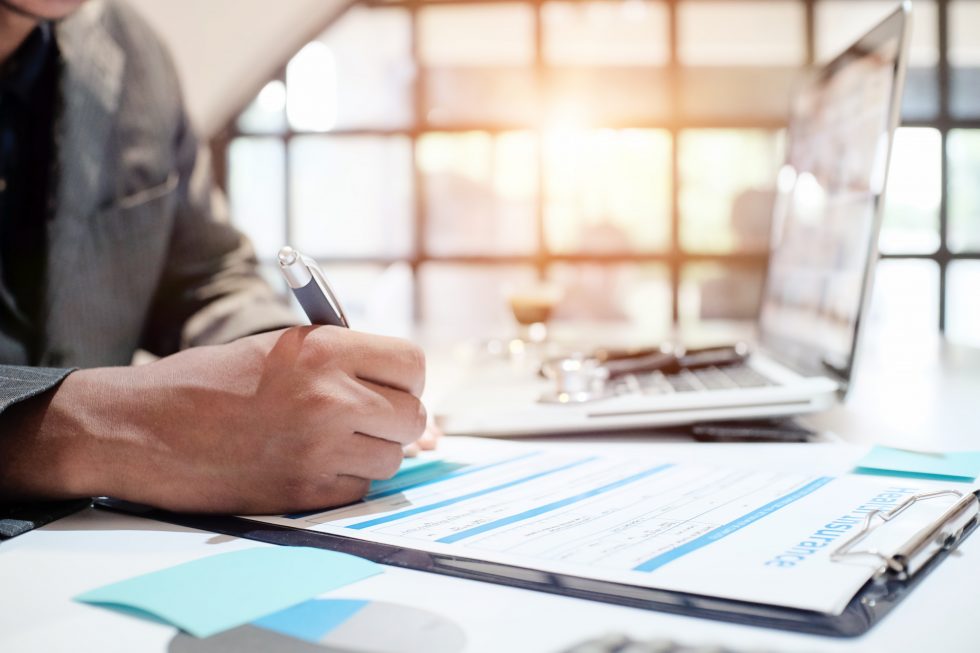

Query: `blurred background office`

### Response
(125, 0, 979, 347)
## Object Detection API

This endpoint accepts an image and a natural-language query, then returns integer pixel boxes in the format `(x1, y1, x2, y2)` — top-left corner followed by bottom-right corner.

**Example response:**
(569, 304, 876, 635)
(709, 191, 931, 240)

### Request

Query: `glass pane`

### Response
(951, 68, 980, 119)
(419, 264, 537, 333)
(289, 136, 413, 258)
(947, 261, 980, 347)
(678, 1, 805, 66)
(418, 4, 534, 66)
(227, 138, 285, 261)
(948, 130, 980, 253)
(900, 67, 939, 122)
(317, 262, 414, 337)
(815, 1, 938, 66)
(950, 1, 980, 118)
(544, 129, 672, 254)
(542, 1, 669, 66)
(426, 68, 538, 126)
(816, 1, 938, 120)
(237, 80, 286, 134)
(549, 263, 671, 333)
(321, 6, 413, 129)
(419, 131, 537, 256)
(547, 68, 670, 124)
(880, 128, 941, 254)
(679, 130, 782, 253)
(286, 42, 336, 132)
(866, 260, 939, 347)
(680, 264, 764, 323)
(678, 68, 798, 121)
(287, 8, 412, 131)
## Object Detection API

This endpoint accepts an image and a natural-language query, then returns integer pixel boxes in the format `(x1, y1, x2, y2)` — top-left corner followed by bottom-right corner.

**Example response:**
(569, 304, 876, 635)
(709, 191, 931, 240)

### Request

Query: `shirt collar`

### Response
(0, 22, 53, 104)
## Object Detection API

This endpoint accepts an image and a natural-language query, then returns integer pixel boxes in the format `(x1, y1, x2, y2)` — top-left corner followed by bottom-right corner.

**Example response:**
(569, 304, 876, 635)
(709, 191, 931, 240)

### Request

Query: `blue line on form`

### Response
(285, 451, 543, 519)
(366, 451, 543, 500)
(436, 463, 675, 543)
(346, 457, 598, 530)
(632, 476, 833, 573)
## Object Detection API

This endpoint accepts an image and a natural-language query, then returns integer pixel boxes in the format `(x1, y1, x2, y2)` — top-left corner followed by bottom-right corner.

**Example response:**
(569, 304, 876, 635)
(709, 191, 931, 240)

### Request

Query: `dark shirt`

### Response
(0, 23, 58, 365)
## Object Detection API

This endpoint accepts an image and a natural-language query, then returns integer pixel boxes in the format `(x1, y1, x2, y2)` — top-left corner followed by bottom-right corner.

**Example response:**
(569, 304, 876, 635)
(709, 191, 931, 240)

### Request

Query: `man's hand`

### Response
(0, 327, 427, 514)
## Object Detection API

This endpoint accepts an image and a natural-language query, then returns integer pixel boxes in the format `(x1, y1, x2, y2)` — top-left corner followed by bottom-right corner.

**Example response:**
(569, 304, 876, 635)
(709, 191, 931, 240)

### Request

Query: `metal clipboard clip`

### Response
(831, 490, 979, 581)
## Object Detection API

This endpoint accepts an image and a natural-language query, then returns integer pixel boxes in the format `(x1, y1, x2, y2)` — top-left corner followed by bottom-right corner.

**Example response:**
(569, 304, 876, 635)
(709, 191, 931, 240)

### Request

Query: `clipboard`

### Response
(95, 488, 978, 638)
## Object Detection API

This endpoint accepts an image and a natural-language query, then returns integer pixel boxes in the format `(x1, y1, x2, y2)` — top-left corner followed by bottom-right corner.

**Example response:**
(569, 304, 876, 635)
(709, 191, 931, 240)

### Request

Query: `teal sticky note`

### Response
(368, 457, 466, 497)
(395, 456, 443, 476)
(75, 547, 381, 638)
(253, 599, 368, 643)
(854, 446, 980, 482)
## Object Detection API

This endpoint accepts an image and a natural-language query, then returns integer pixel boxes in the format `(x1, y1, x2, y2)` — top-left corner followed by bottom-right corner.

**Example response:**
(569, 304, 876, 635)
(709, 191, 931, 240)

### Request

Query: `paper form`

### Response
(247, 440, 974, 615)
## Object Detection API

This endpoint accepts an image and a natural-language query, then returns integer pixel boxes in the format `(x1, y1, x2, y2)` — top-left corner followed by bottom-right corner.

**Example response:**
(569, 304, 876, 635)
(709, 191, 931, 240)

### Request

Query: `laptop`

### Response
(436, 4, 912, 437)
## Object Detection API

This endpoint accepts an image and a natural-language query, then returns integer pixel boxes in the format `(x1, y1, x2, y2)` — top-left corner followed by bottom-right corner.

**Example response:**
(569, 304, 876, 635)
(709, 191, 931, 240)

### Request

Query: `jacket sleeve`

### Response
(0, 366, 81, 535)
(138, 110, 300, 356)
(0, 365, 73, 415)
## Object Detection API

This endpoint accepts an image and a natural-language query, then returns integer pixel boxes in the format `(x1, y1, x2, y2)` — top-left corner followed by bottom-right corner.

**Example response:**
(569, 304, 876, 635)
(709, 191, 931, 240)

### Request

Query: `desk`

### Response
(804, 337, 980, 449)
(2, 331, 978, 653)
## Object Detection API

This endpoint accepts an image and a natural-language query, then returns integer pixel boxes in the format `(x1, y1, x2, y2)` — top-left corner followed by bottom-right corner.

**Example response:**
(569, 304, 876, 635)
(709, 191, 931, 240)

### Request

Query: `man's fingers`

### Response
(350, 378, 428, 446)
(418, 419, 443, 451)
(309, 475, 371, 510)
(332, 432, 405, 480)
(337, 331, 425, 397)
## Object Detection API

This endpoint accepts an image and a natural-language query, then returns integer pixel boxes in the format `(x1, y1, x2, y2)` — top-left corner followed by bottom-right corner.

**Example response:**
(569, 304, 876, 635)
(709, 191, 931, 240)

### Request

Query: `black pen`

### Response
(277, 246, 349, 328)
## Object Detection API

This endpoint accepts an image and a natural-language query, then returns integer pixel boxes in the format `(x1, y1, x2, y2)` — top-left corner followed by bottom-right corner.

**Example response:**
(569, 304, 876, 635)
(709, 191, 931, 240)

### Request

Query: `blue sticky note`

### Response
(286, 457, 467, 520)
(854, 446, 980, 482)
(395, 456, 444, 476)
(367, 458, 466, 498)
(75, 547, 381, 638)
(253, 599, 368, 642)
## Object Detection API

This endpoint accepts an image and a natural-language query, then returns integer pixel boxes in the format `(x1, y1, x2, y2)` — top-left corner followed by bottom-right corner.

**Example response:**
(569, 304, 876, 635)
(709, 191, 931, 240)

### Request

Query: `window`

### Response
(418, 131, 538, 256)
(544, 128, 672, 254)
(222, 0, 974, 340)
(880, 128, 942, 254)
(678, 1, 805, 66)
(289, 136, 414, 259)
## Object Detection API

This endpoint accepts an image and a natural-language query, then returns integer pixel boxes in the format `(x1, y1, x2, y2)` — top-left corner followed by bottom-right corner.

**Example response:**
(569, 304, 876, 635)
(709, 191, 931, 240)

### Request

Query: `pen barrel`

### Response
(293, 279, 347, 327)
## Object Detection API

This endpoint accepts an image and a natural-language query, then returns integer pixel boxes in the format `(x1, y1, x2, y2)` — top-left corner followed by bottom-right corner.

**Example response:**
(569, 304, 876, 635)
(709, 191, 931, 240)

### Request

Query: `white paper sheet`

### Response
(247, 439, 972, 615)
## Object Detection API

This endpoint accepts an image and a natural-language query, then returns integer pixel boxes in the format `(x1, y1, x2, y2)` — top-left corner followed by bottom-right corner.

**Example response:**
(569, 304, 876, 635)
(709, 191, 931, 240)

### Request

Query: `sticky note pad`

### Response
(75, 547, 381, 638)
(854, 446, 980, 482)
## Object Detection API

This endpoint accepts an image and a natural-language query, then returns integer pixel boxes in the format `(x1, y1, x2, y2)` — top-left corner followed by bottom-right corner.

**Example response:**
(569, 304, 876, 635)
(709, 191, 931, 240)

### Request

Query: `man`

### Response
(0, 0, 429, 518)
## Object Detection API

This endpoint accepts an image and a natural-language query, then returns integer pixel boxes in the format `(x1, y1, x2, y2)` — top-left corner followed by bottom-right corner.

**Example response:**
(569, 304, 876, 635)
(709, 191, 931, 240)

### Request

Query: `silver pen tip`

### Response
(278, 246, 298, 266)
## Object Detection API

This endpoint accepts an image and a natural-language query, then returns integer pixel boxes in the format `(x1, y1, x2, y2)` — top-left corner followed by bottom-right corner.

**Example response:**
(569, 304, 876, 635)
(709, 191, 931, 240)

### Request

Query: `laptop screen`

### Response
(758, 5, 910, 387)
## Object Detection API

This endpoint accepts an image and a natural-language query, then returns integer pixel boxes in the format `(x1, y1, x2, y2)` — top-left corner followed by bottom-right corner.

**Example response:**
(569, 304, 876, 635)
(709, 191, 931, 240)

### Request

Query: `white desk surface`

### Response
(2, 331, 979, 652)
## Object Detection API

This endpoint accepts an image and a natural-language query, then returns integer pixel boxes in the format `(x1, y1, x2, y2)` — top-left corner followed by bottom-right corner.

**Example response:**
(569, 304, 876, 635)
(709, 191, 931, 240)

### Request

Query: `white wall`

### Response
(122, 0, 354, 138)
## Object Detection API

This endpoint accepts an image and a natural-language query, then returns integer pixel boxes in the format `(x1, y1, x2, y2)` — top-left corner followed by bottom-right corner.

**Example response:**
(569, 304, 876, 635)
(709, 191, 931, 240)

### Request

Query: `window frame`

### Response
(213, 0, 980, 330)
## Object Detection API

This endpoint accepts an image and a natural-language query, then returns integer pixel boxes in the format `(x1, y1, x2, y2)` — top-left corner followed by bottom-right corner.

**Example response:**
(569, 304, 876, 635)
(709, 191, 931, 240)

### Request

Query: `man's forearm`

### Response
(0, 327, 427, 515)
(0, 371, 109, 501)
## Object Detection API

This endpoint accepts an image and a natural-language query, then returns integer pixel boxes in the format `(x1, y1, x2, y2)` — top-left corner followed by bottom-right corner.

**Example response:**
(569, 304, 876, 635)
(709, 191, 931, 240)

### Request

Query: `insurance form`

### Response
(248, 439, 972, 615)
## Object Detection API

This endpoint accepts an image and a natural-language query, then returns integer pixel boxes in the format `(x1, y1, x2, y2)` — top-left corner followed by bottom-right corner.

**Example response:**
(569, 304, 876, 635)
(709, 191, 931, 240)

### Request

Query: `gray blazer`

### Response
(0, 0, 298, 415)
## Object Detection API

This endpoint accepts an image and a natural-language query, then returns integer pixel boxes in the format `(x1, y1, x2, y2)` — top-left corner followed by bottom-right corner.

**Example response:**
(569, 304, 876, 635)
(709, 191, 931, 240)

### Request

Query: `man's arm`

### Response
(139, 108, 298, 356)
(0, 327, 427, 513)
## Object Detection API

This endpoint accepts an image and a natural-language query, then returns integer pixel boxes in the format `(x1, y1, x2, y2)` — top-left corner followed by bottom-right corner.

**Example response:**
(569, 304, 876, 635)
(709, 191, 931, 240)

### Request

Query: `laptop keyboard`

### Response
(614, 363, 776, 396)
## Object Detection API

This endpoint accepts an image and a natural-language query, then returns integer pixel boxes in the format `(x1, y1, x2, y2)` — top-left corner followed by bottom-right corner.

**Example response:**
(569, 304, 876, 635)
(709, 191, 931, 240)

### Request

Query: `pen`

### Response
(279, 246, 431, 456)
(277, 246, 349, 328)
